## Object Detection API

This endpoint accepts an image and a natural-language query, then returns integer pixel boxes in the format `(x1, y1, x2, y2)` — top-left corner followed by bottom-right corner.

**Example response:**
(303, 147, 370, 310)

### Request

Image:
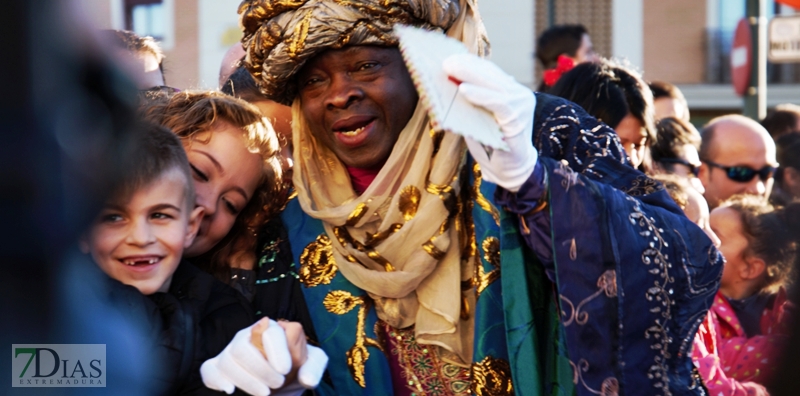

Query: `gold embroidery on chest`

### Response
(474, 237, 501, 298)
(299, 234, 338, 287)
(322, 290, 382, 388)
(472, 163, 500, 226)
(470, 356, 514, 396)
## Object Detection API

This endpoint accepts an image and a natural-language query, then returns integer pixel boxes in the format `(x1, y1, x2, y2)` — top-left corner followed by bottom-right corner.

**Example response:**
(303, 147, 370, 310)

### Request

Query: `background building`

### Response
(78, 0, 799, 126)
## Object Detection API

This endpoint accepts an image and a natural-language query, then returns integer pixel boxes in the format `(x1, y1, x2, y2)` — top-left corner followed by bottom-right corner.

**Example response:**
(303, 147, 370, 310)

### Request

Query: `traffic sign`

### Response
(769, 15, 800, 63)
(732, 18, 752, 97)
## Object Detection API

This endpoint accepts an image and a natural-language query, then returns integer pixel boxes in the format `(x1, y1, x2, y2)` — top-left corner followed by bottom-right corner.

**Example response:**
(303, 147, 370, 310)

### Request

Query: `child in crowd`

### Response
(80, 122, 257, 394)
(693, 195, 798, 395)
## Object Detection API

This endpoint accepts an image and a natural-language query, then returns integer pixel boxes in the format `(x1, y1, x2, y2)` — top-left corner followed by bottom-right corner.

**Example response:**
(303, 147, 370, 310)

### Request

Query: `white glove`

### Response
(200, 319, 291, 395)
(201, 320, 330, 395)
(442, 53, 538, 193)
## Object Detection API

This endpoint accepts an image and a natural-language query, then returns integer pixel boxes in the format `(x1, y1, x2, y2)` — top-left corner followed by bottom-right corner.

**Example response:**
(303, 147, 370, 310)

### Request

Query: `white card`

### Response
(394, 25, 509, 151)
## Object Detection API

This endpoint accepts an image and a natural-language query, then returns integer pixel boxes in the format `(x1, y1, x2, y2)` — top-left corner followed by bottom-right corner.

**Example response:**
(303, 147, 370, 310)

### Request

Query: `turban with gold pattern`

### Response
(238, 0, 487, 105)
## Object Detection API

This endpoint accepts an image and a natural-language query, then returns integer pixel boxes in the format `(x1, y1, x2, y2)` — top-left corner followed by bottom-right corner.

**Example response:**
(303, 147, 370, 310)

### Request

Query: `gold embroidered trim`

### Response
(398, 185, 422, 221)
(475, 237, 501, 298)
(471, 356, 514, 396)
(364, 223, 403, 246)
(333, 226, 395, 272)
(322, 290, 382, 388)
(472, 163, 501, 226)
(422, 240, 447, 260)
(346, 202, 369, 226)
(299, 234, 338, 287)
(427, 181, 454, 196)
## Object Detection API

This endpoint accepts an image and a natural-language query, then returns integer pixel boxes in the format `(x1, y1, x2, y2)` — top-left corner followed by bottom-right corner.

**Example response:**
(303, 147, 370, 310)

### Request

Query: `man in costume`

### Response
(219, 0, 722, 394)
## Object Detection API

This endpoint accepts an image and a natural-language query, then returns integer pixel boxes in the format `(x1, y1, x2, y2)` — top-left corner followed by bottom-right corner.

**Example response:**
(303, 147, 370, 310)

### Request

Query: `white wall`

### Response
(198, 0, 242, 89)
(612, 0, 643, 70)
(478, 0, 536, 87)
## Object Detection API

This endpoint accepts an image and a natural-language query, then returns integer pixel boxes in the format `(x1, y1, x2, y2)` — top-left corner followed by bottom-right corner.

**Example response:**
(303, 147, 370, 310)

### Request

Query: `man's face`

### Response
(573, 33, 598, 64)
(297, 46, 419, 169)
(699, 120, 777, 208)
(84, 168, 201, 295)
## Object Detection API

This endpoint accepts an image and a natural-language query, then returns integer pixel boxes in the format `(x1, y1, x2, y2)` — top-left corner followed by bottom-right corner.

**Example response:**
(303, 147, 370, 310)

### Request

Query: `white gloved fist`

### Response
(200, 320, 291, 396)
(297, 345, 328, 389)
(442, 53, 538, 193)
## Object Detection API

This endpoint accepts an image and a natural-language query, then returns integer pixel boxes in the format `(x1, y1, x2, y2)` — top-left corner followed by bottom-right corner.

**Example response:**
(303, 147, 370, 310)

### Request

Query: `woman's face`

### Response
(615, 114, 647, 168)
(182, 122, 263, 257)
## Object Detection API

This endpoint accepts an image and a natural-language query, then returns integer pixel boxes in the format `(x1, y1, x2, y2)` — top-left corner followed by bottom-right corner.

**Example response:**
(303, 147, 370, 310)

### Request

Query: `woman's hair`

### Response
(549, 59, 655, 141)
(761, 103, 800, 140)
(651, 117, 701, 171)
(776, 131, 800, 184)
(719, 195, 799, 293)
(652, 174, 690, 210)
(549, 59, 656, 171)
(536, 24, 588, 69)
(140, 90, 286, 281)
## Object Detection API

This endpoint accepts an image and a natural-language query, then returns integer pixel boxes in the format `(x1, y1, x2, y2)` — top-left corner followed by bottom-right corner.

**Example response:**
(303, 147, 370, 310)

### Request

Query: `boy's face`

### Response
(84, 168, 202, 295)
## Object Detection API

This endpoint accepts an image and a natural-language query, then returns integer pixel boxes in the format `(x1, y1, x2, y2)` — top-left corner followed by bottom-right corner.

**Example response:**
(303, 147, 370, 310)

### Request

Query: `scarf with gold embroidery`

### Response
(241, 0, 489, 365)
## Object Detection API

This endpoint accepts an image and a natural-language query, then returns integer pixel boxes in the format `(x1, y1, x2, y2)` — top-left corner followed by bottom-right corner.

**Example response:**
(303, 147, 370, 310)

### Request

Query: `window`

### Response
(125, 0, 165, 40)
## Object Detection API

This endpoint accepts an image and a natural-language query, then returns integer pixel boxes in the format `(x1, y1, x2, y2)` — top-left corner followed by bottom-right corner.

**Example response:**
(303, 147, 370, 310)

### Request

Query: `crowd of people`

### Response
(69, 1, 800, 395)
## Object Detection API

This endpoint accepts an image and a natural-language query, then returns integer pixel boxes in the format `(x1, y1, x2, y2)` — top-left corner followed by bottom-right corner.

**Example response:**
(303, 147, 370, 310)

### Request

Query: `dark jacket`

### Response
(147, 261, 255, 395)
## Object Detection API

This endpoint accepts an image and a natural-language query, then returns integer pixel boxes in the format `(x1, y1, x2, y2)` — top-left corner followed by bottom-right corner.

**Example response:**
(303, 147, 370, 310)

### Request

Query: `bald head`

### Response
(699, 114, 777, 208)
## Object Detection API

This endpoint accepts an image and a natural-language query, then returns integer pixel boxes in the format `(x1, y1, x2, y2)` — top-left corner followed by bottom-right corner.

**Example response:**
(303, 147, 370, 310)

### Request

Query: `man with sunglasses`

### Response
(699, 114, 778, 209)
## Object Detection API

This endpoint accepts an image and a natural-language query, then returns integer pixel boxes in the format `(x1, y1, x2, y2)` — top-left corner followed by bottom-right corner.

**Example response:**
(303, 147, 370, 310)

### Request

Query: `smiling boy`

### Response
(82, 123, 203, 295)
(80, 123, 263, 394)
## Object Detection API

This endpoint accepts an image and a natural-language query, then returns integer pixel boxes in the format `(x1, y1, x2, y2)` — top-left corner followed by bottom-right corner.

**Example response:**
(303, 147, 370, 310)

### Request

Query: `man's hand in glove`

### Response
(443, 53, 538, 193)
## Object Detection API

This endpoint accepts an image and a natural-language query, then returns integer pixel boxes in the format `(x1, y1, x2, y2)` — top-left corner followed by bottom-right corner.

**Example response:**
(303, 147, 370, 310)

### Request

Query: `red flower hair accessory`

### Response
(542, 55, 576, 87)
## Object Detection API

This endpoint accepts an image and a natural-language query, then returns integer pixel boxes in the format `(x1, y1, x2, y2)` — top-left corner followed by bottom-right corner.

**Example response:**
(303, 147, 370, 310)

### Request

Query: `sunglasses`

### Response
(703, 160, 777, 183)
(657, 158, 700, 177)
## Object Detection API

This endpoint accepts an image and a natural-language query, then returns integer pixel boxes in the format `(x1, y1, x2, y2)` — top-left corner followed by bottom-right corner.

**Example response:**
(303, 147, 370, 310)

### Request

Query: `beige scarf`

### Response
(291, 0, 488, 366)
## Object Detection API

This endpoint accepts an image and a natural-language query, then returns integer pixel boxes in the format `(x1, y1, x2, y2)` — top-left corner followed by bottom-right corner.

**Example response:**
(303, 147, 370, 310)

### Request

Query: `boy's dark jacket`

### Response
(104, 261, 254, 395)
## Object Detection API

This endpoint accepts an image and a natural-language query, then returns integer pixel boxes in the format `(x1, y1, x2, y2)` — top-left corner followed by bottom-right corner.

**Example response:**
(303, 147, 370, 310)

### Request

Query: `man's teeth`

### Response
(124, 258, 159, 266)
(340, 126, 365, 136)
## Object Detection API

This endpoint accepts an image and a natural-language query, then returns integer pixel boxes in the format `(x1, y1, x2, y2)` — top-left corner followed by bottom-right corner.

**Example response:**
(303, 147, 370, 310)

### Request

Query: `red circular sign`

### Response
(776, 0, 800, 8)
(731, 18, 752, 97)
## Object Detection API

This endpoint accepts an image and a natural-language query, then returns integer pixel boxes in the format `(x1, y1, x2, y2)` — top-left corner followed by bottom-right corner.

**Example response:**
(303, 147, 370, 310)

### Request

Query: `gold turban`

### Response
(238, 0, 487, 105)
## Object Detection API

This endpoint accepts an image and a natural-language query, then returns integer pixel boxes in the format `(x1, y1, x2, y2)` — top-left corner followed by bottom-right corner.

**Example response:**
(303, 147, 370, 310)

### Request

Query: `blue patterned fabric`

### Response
(498, 94, 722, 395)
